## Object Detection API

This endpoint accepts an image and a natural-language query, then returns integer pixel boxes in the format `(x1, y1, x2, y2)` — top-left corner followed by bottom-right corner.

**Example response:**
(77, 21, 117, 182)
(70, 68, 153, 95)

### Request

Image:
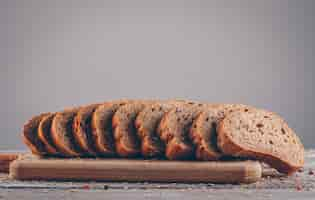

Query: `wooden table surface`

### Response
(0, 150, 315, 199)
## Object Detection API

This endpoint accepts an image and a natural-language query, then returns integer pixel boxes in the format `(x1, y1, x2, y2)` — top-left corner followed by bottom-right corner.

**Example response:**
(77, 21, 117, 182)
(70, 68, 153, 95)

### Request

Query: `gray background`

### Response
(1, 0, 314, 150)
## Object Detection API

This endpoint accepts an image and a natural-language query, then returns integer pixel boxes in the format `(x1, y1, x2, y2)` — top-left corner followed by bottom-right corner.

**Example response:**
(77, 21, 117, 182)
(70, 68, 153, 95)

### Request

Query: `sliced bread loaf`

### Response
(38, 113, 59, 155)
(190, 104, 252, 160)
(217, 109, 304, 174)
(112, 101, 155, 157)
(22, 113, 50, 156)
(157, 103, 207, 160)
(51, 108, 83, 157)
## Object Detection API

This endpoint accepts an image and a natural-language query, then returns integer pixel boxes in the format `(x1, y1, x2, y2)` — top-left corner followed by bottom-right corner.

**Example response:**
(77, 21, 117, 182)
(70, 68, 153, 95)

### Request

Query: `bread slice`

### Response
(51, 108, 83, 157)
(22, 113, 50, 156)
(38, 113, 60, 155)
(135, 100, 196, 158)
(217, 109, 304, 174)
(157, 103, 208, 160)
(135, 102, 173, 158)
(73, 104, 100, 156)
(112, 101, 155, 157)
(91, 100, 131, 156)
(190, 104, 252, 160)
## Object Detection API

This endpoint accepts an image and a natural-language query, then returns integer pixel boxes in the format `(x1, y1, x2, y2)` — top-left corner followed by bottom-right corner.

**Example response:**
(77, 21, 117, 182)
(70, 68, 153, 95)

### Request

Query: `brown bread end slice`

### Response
(38, 113, 59, 155)
(51, 108, 82, 157)
(217, 109, 304, 174)
(22, 113, 50, 156)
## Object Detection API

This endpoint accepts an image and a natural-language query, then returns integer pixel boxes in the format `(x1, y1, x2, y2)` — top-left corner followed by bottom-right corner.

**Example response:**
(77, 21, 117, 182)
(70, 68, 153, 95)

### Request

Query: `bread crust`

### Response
(135, 103, 168, 158)
(38, 113, 59, 155)
(135, 100, 188, 158)
(91, 100, 131, 156)
(51, 108, 82, 157)
(190, 109, 222, 161)
(73, 104, 100, 156)
(190, 104, 253, 160)
(157, 103, 208, 160)
(112, 101, 155, 157)
(22, 113, 50, 156)
(217, 109, 304, 174)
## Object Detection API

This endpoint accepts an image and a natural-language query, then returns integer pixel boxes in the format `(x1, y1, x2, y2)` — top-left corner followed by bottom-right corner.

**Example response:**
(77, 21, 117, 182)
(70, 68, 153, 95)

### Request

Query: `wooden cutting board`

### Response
(9, 155, 262, 184)
(0, 153, 19, 173)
